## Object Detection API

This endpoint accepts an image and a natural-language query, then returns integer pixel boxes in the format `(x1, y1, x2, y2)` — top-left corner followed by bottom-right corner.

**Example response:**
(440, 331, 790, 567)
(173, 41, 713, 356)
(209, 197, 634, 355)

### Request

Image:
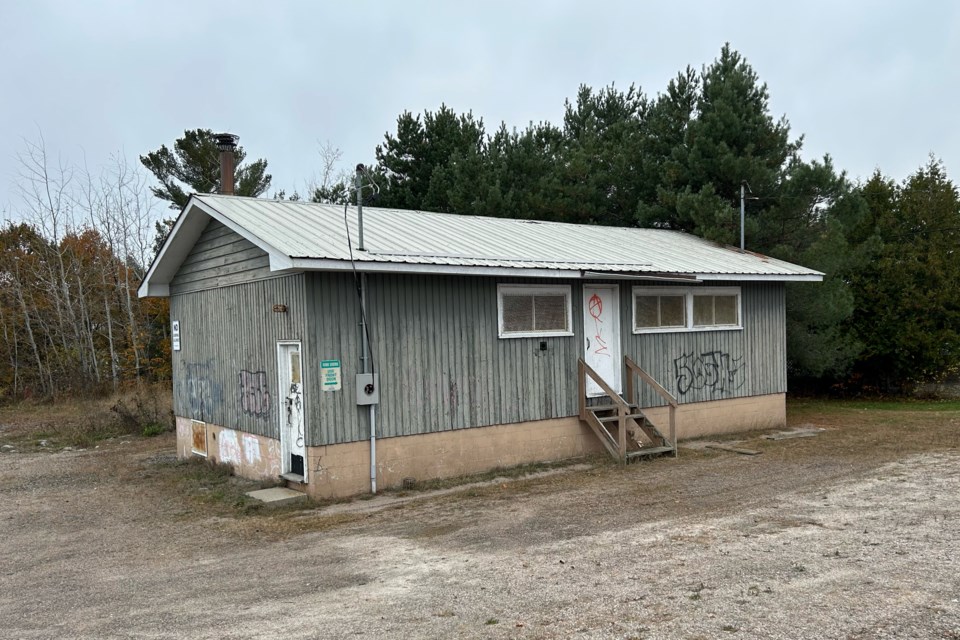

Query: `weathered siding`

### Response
(170, 219, 271, 295)
(304, 273, 583, 445)
(170, 274, 307, 438)
(369, 274, 584, 440)
(303, 273, 786, 445)
(623, 282, 786, 407)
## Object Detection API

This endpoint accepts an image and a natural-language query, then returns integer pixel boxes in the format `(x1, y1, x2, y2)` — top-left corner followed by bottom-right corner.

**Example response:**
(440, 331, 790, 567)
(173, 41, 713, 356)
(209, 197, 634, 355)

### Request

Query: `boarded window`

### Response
(498, 285, 572, 337)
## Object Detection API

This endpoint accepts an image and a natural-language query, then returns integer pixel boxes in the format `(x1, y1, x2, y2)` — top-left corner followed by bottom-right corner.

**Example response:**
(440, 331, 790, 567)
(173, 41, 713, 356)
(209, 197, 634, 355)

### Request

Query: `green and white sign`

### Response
(321, 359, 341, 391)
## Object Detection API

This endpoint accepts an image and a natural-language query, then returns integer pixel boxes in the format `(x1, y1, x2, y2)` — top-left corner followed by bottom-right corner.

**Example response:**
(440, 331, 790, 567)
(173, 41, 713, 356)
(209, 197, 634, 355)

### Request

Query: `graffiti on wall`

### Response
(242, 433, 262, 465)
(218, 429, 242, 464)
(238, 370, 272, 418)
(674, 350, 746, 396)
(286, 383, 304, 447)
(183, 360, 222, 419)
(266, 439, 282, 477)
(587, 294, 610, 357)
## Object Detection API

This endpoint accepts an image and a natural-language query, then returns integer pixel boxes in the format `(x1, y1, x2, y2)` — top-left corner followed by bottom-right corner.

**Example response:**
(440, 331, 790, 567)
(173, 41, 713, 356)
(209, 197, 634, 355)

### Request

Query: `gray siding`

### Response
(170, 274, 308, 438)
(170, 219, 271, 295)
(303, 273, 787, 445)
(623, 282, 786, 406)
(304, 273, 582, 446)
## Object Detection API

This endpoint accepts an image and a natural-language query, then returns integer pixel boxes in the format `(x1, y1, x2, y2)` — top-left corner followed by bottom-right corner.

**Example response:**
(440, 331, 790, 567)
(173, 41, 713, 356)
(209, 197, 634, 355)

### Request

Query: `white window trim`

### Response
(497, 284, 574, 339)
(632, 286, 742, 334)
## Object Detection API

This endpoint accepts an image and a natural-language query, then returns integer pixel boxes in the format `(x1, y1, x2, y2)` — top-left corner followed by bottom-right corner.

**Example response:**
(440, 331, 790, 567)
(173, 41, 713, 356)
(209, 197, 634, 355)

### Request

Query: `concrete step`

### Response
(245, 487, 309, 507)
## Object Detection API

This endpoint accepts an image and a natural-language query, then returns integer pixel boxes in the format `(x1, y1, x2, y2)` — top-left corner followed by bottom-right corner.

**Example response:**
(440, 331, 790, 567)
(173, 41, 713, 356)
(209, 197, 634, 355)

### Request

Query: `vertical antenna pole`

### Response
(740, 182, 745, 252)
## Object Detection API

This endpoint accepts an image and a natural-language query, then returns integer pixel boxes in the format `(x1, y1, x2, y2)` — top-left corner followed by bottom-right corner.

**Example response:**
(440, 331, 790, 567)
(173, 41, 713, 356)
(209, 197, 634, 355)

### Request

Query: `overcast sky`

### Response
(1, 0, 958, 219)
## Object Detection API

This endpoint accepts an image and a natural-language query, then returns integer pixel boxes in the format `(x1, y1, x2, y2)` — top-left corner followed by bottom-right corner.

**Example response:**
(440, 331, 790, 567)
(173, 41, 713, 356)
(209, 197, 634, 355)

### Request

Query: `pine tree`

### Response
(140, 129, 271, 209)
(374, 106, 485, 212)
(850, 162, 960, 388)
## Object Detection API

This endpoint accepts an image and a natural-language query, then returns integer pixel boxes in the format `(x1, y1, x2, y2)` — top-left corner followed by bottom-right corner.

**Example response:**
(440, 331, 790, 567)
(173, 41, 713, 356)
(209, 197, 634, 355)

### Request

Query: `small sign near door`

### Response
(321, 359, 341, 391)
(171, 320, 181, 352)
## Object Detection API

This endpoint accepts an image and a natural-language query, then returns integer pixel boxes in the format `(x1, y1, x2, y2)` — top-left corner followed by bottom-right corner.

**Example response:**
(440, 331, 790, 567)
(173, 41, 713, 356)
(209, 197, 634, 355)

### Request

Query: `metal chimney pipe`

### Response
(355, 164, 365, 251)
(214, 133, 239, 195)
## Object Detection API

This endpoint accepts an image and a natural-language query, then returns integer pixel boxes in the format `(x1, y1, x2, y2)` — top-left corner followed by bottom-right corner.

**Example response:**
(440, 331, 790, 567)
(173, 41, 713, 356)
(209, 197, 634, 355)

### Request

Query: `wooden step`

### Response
(625, 446, 675, 460)
(589, 403, 638, 412)
(596, 413, 646, 423)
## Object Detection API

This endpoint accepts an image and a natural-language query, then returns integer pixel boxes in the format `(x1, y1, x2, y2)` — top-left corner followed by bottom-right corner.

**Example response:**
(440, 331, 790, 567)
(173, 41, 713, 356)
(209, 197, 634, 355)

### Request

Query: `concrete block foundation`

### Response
(175, 392, 786, 498)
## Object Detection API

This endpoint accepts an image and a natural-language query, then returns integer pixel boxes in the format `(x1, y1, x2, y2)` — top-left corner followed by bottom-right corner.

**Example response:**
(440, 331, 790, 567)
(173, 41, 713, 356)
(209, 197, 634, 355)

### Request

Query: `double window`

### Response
(496, 284, 740, 337)
(633, 287, 741, 333)
(497, 284, 573, 338)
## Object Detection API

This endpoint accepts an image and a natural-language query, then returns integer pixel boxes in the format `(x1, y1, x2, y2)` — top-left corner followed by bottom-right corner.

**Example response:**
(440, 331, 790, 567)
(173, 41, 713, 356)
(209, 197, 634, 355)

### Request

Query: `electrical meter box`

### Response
(356, 373, 380, 405)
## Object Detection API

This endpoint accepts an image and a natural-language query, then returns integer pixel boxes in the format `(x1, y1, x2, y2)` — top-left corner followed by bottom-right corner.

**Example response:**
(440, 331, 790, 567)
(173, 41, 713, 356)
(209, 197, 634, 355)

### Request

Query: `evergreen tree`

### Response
(141, 129, 272, 254)
(637, 44, 800, 246)
(140, 129, 272, 209)
(849, 162, 960, 389)
(373, 106, 485, 211)
(555, 84, 648, 226)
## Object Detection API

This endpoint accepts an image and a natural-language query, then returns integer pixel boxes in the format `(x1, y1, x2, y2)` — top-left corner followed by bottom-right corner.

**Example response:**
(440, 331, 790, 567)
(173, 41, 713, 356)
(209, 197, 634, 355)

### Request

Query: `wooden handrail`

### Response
(579, 357, 679, 462)
(578, 358, 628, 463)
(578, 358, 627, 404)
(624, 356, 679, 457)
(625, 357, 678, 408)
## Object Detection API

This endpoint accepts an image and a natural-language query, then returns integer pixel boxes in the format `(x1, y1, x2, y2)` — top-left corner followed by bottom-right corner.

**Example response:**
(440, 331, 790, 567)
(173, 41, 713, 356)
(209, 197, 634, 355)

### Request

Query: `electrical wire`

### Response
(343, 202, 377, 377)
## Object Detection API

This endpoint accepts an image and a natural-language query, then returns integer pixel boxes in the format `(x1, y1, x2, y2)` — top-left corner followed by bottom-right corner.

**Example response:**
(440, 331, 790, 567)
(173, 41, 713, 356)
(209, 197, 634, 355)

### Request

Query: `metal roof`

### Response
(139, 193, 822, 296)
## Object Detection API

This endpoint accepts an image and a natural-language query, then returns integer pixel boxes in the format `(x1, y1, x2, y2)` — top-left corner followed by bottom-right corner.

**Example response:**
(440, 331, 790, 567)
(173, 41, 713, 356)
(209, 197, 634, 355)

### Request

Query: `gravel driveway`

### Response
(2, 410, 959, 639)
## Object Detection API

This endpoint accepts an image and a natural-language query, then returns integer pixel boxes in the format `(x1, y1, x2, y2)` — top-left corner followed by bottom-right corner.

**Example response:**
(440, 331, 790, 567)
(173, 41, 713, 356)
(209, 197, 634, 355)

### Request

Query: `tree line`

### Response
(2, 44, 957, 399)
(360, 45, 959, 392)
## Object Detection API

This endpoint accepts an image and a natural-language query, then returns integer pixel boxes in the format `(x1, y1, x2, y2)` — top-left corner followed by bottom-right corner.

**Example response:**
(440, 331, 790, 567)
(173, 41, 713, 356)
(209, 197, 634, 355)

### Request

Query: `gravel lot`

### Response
(2, 406, 960, 639)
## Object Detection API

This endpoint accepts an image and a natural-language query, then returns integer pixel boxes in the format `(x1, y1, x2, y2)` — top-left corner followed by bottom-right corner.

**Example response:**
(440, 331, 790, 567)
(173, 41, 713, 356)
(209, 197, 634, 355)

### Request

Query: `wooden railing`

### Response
(625, 356, 678, 456)
(578, 358, 629, 463)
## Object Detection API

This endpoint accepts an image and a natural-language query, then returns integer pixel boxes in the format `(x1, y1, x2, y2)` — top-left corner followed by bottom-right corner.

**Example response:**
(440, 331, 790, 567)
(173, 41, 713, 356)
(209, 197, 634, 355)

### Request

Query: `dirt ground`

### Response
(2, 401, 960, 639)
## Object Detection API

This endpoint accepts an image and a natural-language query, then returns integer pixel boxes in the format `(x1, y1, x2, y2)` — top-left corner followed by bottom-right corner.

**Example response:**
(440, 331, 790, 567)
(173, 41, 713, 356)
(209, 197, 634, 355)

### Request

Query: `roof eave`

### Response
(287, 258, 824, 282)
(138, 194, 295, 298)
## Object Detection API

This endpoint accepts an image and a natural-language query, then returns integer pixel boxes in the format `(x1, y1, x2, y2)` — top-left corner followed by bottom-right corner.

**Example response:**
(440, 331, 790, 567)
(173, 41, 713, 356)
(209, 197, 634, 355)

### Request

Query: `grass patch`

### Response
(0, 384, 173, 449)
(790, 398, 960, 413)
(151, 456, 266, 514)
(773, 398, 960, 463)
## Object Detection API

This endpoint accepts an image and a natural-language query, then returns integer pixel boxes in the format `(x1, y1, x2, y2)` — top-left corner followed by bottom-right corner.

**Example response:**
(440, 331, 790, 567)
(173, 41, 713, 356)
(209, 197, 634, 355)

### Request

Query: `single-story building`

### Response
(140, 172, 821, 498)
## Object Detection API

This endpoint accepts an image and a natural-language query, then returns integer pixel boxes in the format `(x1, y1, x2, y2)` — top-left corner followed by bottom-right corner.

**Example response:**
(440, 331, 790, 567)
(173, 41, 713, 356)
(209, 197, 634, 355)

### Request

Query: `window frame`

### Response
(497, 284, 574, 339)
(632, 286, 742, 334)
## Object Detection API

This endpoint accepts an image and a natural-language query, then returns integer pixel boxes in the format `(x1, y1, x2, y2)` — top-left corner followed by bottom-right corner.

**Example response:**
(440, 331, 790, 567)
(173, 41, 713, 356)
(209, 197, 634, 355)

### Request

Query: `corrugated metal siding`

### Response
(303, 273, 785, 445)
(623, 282, 786, 406)
(303, 272, 363, 446)
(170, 219, 271, 295)
(170, 274, 307, 438)
(304, 273, 582, 444)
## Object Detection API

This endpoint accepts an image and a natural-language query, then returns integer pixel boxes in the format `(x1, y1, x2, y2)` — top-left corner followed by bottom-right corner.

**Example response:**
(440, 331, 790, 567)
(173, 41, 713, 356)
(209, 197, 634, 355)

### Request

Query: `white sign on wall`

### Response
(171, 320, 181, 352)
(321, 359, 341, 391)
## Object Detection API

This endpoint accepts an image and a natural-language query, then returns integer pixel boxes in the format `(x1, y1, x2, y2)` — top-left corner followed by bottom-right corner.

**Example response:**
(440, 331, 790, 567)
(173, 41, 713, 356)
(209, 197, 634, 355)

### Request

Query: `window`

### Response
(498, 284, 573, 338)
(633, 287, 741, 333)
(693, 293, 739, 327)
(634, 294, 686, 329)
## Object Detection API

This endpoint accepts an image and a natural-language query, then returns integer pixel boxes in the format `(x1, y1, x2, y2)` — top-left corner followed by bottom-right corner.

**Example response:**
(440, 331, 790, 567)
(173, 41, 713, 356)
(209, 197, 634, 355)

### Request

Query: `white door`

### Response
(278, 342, 306, 479)
(583, 285, 622, 397)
